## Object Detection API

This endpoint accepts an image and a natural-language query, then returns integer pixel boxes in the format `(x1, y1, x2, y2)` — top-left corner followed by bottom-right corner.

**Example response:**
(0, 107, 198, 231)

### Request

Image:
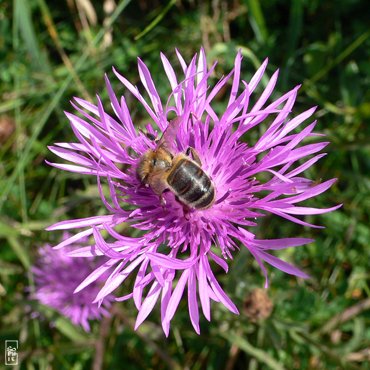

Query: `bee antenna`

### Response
(139, 128, 156, 141)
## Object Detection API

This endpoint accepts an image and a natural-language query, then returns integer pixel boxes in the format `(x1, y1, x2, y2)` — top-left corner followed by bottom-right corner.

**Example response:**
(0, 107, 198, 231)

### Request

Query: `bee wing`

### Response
(157, 116, 182, 153)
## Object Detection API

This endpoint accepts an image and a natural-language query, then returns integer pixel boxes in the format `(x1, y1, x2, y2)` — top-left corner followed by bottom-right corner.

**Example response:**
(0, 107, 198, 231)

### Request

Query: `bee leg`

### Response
(139, 174, 149, 185)
(182, 205, 192, 220)
(160, 189, 170, 207)
(160, 195, 167, 207)
(186, 147, 202, 166)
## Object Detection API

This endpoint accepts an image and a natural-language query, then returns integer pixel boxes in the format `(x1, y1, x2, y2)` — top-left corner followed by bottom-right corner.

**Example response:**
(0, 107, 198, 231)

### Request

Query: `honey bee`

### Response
(136, 118, 216, 210)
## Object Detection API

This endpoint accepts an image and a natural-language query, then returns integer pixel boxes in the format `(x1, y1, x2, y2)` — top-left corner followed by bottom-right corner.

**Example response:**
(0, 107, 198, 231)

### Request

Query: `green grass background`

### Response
(0, 0, 369, 369)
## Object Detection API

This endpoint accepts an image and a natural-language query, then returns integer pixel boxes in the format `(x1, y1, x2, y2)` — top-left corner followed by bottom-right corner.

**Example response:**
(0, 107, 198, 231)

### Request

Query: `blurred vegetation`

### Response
(1, 0, 369, 369)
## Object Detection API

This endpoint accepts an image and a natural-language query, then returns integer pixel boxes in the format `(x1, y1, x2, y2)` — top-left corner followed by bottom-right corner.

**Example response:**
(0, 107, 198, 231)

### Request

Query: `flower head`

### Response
(32, 236, 113, 331)
(47, 48, 339, 335)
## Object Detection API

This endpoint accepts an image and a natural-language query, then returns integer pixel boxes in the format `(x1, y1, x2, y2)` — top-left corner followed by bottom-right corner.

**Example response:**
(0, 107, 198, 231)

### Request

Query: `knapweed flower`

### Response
(32, 236, 113, 331)
(47, 48, 339, 336)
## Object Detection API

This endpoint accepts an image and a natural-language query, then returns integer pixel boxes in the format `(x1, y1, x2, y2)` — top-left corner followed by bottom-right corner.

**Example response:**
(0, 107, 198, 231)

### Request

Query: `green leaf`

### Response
(222, 331, 286, 370)
(54, 317, 90, 343)
(245, 0, 268, 43)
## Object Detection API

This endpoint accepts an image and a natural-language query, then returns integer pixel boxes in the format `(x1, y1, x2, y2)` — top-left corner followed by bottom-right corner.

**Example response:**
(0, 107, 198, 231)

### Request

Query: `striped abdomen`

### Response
(167, 158, 215, 210)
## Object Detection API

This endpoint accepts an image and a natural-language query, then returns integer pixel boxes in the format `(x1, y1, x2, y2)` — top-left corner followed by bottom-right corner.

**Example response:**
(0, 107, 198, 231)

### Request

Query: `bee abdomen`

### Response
(167, 159, 215, 209)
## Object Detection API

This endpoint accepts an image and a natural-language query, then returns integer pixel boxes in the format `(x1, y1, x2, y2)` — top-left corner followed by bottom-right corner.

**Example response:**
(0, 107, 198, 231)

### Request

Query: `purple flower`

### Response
(47, 48, 339, 336)
(32, 236, 113, 331)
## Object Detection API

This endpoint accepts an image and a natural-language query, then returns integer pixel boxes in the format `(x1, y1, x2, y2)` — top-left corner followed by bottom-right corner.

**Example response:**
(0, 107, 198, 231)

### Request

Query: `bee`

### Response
(136, 118, 216, 210)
